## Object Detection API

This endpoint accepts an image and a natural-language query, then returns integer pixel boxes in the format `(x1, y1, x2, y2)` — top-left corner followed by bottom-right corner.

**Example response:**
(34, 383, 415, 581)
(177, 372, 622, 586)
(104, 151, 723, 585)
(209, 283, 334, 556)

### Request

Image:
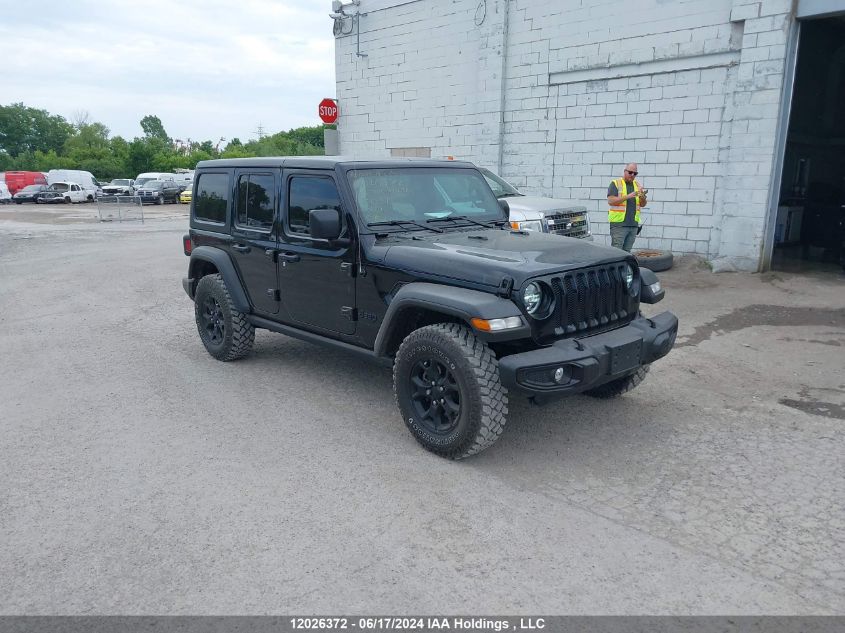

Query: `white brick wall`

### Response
(335, 0, 795, 270)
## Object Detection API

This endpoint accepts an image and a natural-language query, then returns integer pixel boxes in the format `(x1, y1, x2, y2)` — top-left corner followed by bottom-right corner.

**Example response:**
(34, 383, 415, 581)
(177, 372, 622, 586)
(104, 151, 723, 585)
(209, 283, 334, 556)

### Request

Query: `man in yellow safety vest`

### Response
(607, 163, 647, 252)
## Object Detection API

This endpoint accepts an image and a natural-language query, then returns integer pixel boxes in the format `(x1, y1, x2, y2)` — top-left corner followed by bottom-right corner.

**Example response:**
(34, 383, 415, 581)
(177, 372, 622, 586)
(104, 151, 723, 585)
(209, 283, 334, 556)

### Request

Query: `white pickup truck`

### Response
(36, 181, 96, 204)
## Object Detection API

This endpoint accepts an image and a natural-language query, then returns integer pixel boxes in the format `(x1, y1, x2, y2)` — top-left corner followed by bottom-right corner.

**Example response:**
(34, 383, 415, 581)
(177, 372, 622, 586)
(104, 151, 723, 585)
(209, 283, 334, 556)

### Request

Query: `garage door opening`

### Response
(772, 15, 845, 273)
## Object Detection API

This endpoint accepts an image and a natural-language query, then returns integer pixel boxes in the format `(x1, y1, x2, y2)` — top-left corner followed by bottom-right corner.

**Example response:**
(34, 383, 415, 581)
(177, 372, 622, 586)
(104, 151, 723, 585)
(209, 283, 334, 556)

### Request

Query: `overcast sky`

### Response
(1, 0, 335, 144)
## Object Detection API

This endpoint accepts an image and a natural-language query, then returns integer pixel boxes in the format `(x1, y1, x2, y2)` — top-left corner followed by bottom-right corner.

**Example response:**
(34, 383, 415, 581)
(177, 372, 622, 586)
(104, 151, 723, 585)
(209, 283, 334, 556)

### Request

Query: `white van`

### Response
(134, 172, 176, 190)
(46, 170, 97, 200)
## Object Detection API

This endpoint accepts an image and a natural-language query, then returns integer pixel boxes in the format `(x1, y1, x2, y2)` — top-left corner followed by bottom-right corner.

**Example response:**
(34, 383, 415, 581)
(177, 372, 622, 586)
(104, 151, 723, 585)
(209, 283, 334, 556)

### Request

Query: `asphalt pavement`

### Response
(0, 211, 843, 614)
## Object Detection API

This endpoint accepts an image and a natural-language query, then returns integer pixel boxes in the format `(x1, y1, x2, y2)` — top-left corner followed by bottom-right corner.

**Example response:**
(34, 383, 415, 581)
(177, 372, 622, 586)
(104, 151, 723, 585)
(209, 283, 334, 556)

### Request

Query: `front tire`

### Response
(393, 323, 508, 459)
(194, 274, 255, 361)
(584, 365, 650, 398)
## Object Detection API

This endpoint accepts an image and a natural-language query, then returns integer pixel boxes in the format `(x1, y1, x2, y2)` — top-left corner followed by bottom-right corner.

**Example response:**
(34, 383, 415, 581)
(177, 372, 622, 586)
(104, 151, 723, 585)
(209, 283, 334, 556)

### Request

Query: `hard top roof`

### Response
(195, 156, 477, 170)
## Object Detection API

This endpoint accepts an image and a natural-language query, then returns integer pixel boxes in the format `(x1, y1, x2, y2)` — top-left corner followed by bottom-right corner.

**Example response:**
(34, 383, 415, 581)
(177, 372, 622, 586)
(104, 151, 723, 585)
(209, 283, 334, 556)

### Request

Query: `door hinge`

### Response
(266, 289, 280, 301)
(341, 306, 358, 321)
(497, 276, 514, 298)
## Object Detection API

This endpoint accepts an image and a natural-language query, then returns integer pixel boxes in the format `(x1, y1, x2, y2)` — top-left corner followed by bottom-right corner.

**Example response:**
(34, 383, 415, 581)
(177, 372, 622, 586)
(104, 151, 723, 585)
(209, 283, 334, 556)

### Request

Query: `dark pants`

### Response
(610, 224, 637, 252)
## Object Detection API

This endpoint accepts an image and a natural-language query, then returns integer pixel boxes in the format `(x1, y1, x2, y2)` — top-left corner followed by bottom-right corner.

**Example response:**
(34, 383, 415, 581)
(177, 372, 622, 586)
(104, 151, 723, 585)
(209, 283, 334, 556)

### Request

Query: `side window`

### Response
(194, 173, 229, 224)
(287, 176, 341, 236)
(236, 173, 275, 231)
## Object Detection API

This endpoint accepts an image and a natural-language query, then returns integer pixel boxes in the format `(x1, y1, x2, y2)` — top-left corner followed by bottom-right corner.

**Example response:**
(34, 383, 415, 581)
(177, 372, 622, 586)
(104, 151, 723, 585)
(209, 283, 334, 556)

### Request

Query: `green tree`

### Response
(0, 103, 74, 156)
(286, 125, 326, 148)
(140, 115, 169, 143)
(64, 122, 110, 157)
(126, 138, 166, 176)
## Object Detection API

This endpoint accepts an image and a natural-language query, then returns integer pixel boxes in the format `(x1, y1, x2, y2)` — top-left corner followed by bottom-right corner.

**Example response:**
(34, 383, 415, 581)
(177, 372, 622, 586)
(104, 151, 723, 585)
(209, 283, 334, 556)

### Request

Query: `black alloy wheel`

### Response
(193, 274, 255, 361)
(200, 295, 225, 346)
(408, 357, 461, 435)
(393, 323, 508, 459)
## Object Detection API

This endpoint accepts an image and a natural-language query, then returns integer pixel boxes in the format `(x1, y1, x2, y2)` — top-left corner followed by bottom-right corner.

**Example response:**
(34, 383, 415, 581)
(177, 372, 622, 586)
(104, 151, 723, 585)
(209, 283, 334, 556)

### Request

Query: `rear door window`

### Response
(236, 173, 276, 232)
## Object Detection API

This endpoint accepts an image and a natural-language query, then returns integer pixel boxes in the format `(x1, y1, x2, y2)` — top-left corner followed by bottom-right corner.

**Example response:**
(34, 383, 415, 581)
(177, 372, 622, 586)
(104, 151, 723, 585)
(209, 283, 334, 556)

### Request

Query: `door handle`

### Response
(232, 243, 250, 253)
(279, 252, 301, 263)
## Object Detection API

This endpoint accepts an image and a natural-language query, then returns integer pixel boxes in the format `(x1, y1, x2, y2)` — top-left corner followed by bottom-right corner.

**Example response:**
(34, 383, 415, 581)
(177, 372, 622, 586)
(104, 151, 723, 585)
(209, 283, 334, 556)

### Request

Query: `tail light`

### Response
(183, 234, 193, 256)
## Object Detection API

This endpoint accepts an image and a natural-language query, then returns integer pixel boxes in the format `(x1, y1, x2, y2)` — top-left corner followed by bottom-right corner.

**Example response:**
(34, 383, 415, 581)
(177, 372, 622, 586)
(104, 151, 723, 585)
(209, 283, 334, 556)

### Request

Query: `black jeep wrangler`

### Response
(182, 157, 678, 459)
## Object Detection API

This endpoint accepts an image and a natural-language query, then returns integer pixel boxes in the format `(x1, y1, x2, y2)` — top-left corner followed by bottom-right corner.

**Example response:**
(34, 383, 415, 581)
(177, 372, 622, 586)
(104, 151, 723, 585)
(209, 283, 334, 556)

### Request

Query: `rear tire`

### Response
(194, 274, 255, 361)
(584, 365, 650, 399)
(393, 323, 508, 459)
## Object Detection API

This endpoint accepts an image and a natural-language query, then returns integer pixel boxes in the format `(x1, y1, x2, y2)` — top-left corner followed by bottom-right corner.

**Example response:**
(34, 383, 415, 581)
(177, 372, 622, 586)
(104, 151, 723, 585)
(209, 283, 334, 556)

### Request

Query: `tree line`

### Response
(0, 103, 329, 179)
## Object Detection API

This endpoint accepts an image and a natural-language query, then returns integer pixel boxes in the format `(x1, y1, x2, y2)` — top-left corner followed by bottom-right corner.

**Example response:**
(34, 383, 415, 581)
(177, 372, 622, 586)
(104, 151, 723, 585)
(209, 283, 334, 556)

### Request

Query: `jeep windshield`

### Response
(348, 168, 505, 230)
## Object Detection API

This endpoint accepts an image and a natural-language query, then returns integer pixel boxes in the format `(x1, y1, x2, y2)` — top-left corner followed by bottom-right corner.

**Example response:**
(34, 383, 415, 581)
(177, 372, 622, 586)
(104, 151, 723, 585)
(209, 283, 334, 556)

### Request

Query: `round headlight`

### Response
(625, 264, 634, 289)
(523, 282, 543, 314)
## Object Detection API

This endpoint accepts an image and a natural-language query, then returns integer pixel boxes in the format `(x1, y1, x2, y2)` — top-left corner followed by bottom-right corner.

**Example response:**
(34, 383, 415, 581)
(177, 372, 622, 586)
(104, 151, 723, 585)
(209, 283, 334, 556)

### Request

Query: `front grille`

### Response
(538, 262, 636, 340)
(545, 209, 589, 238)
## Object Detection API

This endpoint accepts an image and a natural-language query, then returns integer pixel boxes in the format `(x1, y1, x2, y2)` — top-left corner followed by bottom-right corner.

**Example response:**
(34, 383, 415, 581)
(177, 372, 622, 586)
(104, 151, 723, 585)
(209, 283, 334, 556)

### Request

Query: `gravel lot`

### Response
(1, 207, 843, 614)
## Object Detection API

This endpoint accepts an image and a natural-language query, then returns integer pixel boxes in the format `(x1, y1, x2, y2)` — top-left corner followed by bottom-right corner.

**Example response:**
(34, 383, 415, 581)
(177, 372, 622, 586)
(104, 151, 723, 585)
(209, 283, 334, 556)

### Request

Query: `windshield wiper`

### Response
(497, 192, 522, 198)
(426, 215, 507, 229)
(367, 220, 443, 233)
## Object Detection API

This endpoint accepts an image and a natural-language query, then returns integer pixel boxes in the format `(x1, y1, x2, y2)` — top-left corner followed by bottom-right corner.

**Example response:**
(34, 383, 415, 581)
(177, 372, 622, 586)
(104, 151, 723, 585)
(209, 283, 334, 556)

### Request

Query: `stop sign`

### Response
(318, 98, 338, 124)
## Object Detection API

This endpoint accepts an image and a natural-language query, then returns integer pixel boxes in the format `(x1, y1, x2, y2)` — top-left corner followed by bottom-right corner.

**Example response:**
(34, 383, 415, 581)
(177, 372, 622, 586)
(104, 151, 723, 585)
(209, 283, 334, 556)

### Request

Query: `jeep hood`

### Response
(374, 229, 628, 288)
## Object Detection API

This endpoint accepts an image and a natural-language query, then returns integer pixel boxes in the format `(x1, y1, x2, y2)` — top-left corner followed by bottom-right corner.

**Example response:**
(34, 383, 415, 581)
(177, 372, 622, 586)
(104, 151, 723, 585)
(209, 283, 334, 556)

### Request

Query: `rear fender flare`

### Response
(188, 246, 250, 312)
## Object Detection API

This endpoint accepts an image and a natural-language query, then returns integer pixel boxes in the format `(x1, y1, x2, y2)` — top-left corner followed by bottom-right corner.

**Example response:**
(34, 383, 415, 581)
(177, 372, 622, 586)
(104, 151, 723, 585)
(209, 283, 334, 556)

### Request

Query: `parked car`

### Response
(181, 157, 676, 459)
(46, 170, 97, 199)
(134, 172, 176, 190)
(179, 187, 192, 204)
(479, 168, 592, 240)
(137, 180, 182, 204)
(37, 182, 90, 204)
(12, 184, 49, 203)
(0, 182, 11, 204)
(4, 170, 48, 195)
(101, 178, 136, 196)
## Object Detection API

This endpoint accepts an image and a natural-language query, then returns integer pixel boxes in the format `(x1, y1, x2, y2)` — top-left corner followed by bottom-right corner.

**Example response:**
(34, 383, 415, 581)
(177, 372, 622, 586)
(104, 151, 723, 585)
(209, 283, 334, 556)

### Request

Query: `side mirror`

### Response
(639, 268, 665, 304)
(309, 208, 342, 240)
(498, 198, 510, 216)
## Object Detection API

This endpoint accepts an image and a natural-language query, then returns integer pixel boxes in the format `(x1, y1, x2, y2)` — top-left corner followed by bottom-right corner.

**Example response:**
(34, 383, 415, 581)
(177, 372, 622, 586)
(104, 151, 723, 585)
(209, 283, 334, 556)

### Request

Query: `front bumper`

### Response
(498, 311, 678, 397)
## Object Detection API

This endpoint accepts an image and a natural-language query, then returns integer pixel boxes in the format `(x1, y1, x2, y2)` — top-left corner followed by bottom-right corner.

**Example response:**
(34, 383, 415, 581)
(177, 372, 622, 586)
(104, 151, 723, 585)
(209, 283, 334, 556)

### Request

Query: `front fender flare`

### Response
(373, 282, 528, 357)
(187, 246, 250, 312)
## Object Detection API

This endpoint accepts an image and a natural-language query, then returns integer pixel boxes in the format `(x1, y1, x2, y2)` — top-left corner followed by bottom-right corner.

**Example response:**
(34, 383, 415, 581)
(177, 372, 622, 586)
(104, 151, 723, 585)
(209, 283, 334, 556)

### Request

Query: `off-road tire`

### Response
(584, 364, 650, 399)
(194, 274, 254, 361)
(393, 323, 508, 459)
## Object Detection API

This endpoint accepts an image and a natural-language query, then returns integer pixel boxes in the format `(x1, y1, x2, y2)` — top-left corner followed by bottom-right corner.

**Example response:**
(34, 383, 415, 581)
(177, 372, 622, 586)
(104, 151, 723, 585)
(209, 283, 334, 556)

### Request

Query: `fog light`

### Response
(554, 367, 566, 383)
